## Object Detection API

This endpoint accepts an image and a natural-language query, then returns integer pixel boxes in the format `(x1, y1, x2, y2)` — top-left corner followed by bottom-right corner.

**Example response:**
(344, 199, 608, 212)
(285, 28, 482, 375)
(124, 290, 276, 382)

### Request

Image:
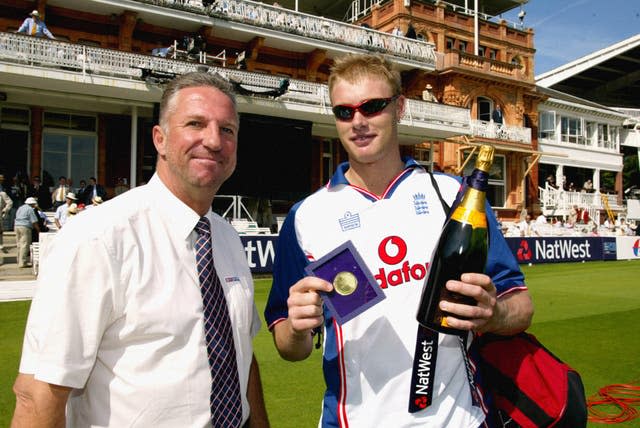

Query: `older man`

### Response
(12, 72, 269, 428)
(13, 197, 39, 268)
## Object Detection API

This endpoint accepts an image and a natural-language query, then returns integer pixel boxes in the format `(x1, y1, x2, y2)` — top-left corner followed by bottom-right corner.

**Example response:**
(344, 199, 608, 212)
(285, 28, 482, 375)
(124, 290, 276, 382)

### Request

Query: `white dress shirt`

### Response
(19, 174, 260, 427)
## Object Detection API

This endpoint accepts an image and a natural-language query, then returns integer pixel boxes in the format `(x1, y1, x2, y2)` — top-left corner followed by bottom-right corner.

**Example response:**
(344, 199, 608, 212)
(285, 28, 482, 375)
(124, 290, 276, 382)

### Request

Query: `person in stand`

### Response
(85, 176, 107, 204)
(27, 176, 51, 210)
(491, 104, 504, 125)
(13, 197, 40, 268)
(0, 175, 14, 254)
(421, 83, 438, 103)
(264, 53, 533, 428)
(54, 192, 77, 229)
(17, 10, 55, 39)
(31, 201, 49, 243)
(12, 71, 269, 428)
(114, 177, 129, 196)
(51, 176, 69, 210)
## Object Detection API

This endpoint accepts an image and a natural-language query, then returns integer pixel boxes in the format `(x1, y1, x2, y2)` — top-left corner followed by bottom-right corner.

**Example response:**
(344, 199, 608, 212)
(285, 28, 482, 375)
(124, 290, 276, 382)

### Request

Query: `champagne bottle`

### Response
(416, 144, 494, 336)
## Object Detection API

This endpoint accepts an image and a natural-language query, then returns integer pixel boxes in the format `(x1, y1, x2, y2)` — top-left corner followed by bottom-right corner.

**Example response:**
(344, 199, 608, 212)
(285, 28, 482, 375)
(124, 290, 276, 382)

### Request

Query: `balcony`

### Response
(128, 0, 437, 68)
(470, 120, 531, 144)
(440, 50, 530, 83)
(539, 185, 624, 219)
(0, 32, 468, 141)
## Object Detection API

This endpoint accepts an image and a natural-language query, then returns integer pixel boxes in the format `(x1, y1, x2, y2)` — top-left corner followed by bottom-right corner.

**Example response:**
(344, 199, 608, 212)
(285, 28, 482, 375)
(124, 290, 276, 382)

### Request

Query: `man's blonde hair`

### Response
(328, 54, 402, 100)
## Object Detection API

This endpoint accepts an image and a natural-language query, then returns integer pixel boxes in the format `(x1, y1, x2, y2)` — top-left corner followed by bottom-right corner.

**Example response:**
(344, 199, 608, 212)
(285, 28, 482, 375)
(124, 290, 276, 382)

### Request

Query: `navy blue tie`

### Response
(194, 217, 243, 428)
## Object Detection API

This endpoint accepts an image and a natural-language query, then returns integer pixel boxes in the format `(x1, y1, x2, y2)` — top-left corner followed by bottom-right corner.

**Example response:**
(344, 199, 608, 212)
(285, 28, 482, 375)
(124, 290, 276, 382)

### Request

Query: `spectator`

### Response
(491, 104, 504, 124)
(54, 192, 77, 229)
(75, 179, 88, 203)
(421, 83, 438, 103)
(405, 23, 417, 39)
(582, 179, 594, 192)
(85, 177, 107, 205)
(391, 25, 403, 37)
(27, 176, 51, 210)
(114, 177, 129, 196)
(545, 174, 557, 189)
(17, 10, 55, 39)
(31, 202, 49, 243)
(0, 175, 13, 254)
(14, 197, 40, 268)
(51, 176, 69, 209)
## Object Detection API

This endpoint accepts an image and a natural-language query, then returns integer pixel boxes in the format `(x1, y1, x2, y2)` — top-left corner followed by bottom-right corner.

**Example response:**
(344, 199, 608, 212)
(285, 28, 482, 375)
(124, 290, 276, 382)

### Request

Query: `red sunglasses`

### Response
(332, 95, 399, 121)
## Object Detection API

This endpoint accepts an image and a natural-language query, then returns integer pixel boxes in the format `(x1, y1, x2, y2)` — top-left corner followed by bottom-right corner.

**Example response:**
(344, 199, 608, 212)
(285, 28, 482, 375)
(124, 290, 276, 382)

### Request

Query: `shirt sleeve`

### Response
(17, 18, 29, 33)
(19, 230, 117, 388)
(485, 202, 526, 295)
(264, 202, 309, 329)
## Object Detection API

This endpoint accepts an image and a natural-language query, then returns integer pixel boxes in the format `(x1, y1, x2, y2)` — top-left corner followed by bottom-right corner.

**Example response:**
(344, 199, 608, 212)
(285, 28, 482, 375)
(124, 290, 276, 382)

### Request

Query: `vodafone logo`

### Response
(517, 240, 532, 262)
(374, 236, 429, 289)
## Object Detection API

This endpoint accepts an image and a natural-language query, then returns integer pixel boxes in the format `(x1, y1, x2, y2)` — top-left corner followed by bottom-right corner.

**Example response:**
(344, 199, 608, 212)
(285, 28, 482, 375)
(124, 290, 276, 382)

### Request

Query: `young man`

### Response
(12, 72, 269, 428)
(265, 54, 533, 427)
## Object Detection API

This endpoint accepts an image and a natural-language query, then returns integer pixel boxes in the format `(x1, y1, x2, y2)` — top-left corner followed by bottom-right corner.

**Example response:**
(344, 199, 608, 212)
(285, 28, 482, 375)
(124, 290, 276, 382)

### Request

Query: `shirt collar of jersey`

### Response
(148, 174, 212, 241)
(327, 156, 423, 201)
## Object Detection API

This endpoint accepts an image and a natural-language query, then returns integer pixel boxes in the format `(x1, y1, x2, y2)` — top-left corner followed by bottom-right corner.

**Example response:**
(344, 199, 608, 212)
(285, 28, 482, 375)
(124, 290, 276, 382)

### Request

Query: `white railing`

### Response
(0, 33, 212, 78)
(538, 186, 623, 215)
(0, 32, 467, 129)
(404, 99, 470, 128)
(470, 120, 531, 144)
(134, 0, 437, 65)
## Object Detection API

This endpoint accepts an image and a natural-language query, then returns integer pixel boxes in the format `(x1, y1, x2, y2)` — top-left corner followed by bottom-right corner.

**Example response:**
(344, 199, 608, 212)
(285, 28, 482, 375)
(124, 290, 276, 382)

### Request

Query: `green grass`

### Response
(1, 261, 639, 427)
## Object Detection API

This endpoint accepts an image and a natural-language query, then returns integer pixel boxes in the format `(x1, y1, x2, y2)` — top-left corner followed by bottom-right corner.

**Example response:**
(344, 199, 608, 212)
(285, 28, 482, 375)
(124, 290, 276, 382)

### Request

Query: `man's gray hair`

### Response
(159, 72, 237, 128)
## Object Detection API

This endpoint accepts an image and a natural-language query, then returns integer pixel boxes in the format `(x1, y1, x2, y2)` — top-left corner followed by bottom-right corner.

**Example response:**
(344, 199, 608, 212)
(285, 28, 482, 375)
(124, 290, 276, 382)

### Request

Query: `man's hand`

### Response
(439, 273, 533, 335)
(272, 276, 332, 361)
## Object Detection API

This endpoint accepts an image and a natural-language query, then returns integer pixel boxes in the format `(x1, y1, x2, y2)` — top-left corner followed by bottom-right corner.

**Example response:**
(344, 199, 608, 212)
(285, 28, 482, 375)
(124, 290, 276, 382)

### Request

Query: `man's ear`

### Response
(152, 125, 167, 157)
(396, 95, 406, 121)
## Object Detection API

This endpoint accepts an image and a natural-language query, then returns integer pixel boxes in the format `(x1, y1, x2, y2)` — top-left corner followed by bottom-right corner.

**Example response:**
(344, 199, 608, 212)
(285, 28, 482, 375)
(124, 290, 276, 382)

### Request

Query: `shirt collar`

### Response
(148, 174, 211, 241)
(327, 156, 422, 189)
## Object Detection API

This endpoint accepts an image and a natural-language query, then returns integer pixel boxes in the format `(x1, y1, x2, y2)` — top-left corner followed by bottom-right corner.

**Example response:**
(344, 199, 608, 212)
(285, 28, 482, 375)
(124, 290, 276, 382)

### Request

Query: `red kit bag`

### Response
(477, 332, 587, 428)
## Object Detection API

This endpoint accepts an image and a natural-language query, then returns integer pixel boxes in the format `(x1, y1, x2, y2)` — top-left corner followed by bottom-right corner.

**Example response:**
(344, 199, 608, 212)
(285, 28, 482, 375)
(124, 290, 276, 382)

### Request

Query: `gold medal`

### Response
(333, 271, 358, 296)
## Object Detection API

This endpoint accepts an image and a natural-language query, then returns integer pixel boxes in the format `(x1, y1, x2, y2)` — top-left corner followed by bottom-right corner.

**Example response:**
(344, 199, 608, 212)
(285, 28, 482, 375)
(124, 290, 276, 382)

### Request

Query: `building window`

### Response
(463, 152, 506, 207)
(489, 49, 497, 60)
(42, 133, 97, 185)
(477, 97, 492, 122)
(586, 121, 596, 145)
(560, 116, 584, 145)
(458, 40, 467, 52)
(414, 145, 431, 167)
(478, 45, 486, 57)
(597, 123, 613, 149)
(42, 111, 97, 183)
(44, 112, 96, 132)
(446, 38, 454, 50)
(539, 111, 556, 139)
(1, 107, 30, 126)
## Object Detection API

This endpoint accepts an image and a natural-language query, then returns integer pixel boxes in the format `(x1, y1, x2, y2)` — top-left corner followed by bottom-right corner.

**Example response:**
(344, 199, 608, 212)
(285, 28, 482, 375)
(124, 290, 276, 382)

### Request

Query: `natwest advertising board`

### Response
(505, 237, 617, 264)
(615, 236, 640, 260)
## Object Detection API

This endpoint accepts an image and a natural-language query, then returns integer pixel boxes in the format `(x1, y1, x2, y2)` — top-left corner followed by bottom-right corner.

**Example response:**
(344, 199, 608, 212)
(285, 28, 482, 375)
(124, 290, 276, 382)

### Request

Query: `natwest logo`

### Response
(374, 236, 429, 289)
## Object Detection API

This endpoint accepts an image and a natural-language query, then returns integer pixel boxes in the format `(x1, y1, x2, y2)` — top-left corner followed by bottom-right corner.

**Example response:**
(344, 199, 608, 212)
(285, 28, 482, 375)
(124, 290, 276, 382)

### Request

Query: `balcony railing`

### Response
(134, 0, 437, 65)
(0, 32, 467, 129)
(539, 185, 623, 213)
(470, 120, 531, 144)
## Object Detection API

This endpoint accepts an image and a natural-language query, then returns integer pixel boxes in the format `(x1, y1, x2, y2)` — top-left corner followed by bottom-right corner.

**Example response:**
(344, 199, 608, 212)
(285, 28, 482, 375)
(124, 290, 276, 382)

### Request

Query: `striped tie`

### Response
(194, 217, 243, 428)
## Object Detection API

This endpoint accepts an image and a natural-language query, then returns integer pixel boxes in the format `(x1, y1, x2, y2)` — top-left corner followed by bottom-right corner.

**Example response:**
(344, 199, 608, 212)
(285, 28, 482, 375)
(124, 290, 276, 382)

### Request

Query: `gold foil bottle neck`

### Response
(475, 145, 495, 173)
